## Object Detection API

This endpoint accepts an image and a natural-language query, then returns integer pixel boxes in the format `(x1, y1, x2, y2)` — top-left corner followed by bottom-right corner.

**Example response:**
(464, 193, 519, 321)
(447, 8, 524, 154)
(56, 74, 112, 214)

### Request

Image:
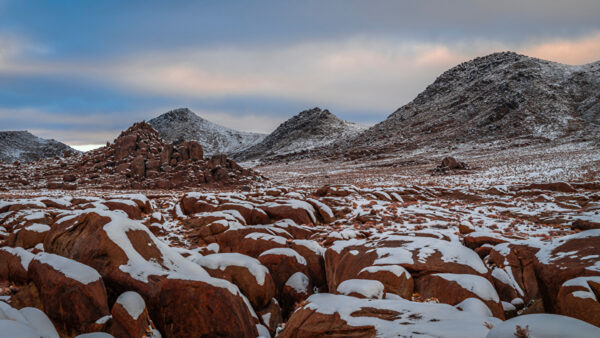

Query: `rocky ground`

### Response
(1, 141, 599, 337)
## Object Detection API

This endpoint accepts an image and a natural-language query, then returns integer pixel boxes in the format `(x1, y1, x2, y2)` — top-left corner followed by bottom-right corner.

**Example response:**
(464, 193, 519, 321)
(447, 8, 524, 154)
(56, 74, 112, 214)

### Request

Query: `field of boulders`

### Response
(1, 179, 599, 337)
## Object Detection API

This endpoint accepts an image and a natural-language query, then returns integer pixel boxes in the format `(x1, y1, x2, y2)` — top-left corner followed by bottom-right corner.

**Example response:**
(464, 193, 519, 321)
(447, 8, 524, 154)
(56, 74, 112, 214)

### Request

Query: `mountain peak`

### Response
(237, 107, 366, 161)
(341, 52, 599, 155)
(148, 108, 265, 155)
(161, 108, 202, 121)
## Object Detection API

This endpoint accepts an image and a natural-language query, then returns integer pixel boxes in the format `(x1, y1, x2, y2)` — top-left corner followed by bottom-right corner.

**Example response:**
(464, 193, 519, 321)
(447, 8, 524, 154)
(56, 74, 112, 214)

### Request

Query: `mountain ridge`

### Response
(335, 51, 600, 158)
(236, 107, 367, 161)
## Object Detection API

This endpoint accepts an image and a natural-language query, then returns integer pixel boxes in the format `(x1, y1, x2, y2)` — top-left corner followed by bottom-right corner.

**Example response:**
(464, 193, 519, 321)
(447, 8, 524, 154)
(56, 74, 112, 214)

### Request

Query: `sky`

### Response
(1, 1, 599, 148)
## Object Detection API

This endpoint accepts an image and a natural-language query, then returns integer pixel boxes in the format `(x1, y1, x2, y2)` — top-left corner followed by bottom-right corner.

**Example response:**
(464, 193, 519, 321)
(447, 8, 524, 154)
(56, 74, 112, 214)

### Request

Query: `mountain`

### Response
(0, 131, 76, 163)
(342, 51, 600, 156)
(148, 108, 266, 156)
(237, 107, 366, 161)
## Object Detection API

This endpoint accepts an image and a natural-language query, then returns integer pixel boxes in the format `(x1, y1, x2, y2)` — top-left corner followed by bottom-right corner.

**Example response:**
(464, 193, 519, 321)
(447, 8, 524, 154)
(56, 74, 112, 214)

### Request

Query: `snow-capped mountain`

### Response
(148, 108, 266, 156)
(342, 51, 600, 155)
(0, 131, 77, 163)
(237, 107, 366, 161)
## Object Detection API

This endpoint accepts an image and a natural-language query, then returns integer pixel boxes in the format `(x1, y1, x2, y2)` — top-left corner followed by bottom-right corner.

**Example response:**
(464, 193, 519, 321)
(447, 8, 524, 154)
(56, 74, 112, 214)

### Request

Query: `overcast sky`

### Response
(1, 1, 599, 147)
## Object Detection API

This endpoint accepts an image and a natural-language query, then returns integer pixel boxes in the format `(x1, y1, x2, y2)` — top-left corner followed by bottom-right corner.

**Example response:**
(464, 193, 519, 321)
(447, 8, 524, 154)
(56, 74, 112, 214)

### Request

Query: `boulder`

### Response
(192, 253, 276, 310)
(152, 277, 258, 338)
(415, 273, 504, 318)
(28, 252, 110, 335)
(0, 247, 34, 284)
(111, 291, 157, 338)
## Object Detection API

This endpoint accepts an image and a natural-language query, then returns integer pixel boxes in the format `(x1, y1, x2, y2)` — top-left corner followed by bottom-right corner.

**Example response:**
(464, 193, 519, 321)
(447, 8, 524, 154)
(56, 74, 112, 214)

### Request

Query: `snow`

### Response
(262, 313, 271, 327)
(372, 247, 414, 265)
(455, 298, 493, 317)
(116, 291, 146, 320)
(24, 223, 51, 233)
(259, 248, 307, 265)
(377, 235, 488, 274)
(303, 293, 499, 337)
(0, 320, 42, 338)
(285, 272, 310, 294)
(486, 314, 600, 338)
(0, 302, 59, 338)
(34, 252, 102, 285)
(74, 333, 115, 338)
(95, 315, 111, 324)
(244, 233, 287, 245)
(193, 253, 269, 286)
(306, 198, 334, 219)
(19, 307, 60, 338)
(337, 279, 384, 299)
(562, 276, 600, 300)
(256, 323, 271, 338)
(329, 239, 366, 254)
(292, 239, 324, 256)
(434, 273, 500, 302)
(502, 301, 516, 311)
(491, 267, 524, 296)
(359, 265, 411, 279)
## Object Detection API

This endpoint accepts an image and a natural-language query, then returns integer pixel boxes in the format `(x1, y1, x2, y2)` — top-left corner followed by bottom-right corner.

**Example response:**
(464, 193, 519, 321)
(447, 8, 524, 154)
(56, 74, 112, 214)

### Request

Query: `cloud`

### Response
(521, 32, 600, 65)
(192, 110, 286, 134)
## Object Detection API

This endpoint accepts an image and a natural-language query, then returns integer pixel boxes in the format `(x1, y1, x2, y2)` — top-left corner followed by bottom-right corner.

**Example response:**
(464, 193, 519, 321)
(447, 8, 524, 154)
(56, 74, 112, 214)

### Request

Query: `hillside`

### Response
(342, 52, 600, 156)
(0, 131, 76, 163)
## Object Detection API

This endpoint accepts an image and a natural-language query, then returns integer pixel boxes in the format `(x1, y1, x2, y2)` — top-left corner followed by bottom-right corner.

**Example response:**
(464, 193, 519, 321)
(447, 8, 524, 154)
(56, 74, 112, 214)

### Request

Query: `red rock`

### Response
(115, 134, 137, 160)
(188, 141, 203, 160)
(258, 248, 310, 293)
(111, 291, 158, 338)
(195, 253, 276, 310)
(463, 233, 507, 250)
(291, 240, 326, 290)
(356, 265, 413, 299)
(279, 304, 376, 338)
(103, 200, 142, 220)
(0, 247, 34, 284)
(415, 273, 504, 319)
(63, 174, 77, 182)
(441, 156, 460, 169)
(131, 155, 145, 177)
(533, 230, 600, 314)
(487, 244, 540, 304)
(257, 299, 283, 335)
(11, 223, 50, 249)
(152, 277, 258, 338)
(556, 277, 600, 326)
(260, 203, 316, 225)
(28, 252, 110, 335)
(525, 182, 576, 193)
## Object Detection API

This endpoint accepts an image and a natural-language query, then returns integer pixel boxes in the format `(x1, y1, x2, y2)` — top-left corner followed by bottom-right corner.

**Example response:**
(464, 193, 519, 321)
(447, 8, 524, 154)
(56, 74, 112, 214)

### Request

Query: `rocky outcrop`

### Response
(0, 121, 261, 190)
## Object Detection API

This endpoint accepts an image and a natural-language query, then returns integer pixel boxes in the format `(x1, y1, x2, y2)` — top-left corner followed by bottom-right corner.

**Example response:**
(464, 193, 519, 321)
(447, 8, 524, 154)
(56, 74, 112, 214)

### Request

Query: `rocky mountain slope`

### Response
(0, 131, 76, 163)
(342, 52, 600, 157)
(237, 107, 366, 161)
(148, 108, 266, 156)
